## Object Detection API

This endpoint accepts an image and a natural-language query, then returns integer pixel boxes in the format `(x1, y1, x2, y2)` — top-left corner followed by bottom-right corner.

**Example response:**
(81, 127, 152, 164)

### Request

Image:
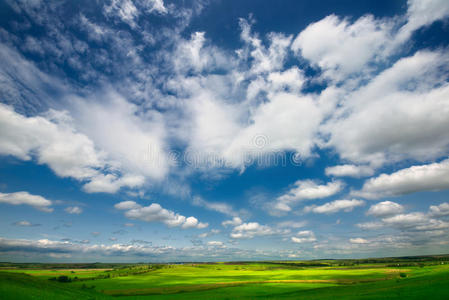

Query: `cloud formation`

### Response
(115, 201, 208, 229)
(291, 230, 316, 243)
(366, 201, 404, 218)
(0, 191, 53, 212)
(354, 159, 449, 199)
(274, 180, 343, 213)
(1, 0, 449, 261)
(325, 165, 375, 178)
(304, 199, 365, 214)
(65, 206, 83, 215)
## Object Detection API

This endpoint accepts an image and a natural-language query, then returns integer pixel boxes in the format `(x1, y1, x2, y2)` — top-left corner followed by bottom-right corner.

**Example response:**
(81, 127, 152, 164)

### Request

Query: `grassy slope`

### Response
(69, 263, 398, 293)
(0, 272, 109, 300)
(132, 266, 449, 299)
(1, 263, 448, 299)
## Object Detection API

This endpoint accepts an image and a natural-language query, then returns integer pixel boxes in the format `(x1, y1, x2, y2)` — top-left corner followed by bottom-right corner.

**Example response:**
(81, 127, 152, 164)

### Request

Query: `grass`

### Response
(0, 257, 449, 299)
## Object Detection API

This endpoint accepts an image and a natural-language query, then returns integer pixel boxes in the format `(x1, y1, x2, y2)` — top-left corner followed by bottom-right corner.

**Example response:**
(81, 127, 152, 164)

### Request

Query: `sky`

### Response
(1, 0, 449, 262)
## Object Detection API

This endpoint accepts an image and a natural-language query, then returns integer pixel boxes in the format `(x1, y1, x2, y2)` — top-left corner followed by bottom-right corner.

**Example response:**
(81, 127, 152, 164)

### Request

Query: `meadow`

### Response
(1, 255, 449, 299)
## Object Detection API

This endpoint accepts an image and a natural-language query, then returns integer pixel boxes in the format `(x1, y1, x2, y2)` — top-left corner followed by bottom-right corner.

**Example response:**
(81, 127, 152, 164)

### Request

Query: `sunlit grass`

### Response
(1, 260, 449, 299)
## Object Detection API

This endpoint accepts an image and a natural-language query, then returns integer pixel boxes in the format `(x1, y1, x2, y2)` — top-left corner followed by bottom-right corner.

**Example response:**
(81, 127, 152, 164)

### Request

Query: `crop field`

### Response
(1, 256, 449, 299)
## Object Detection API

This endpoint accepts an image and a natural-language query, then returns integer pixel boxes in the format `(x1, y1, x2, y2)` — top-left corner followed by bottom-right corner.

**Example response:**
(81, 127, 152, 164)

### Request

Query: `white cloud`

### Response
(399, 0, 449, 41)
(349, 238, 369, 244)
(0, 191, 53, 212)
(222, 217, 243, 227)
(274, 180, 343, 212)
(0, 236, 310, 261)
(145, 0, 167, 14)
(103, 0, 139, 28)
(115, 201, 207, 229)
(353, 159, 449, 199)
(304, 199, 364, 214)
(358, 211, 449, 232)
(291, 230, 316, 243)
(198, 229, 220, 238)
(72, 92, 169, 183)
(182, 216, 200, 229)
(323, 51, 449, 166)
(238, 18, 292, 75)
(276, 220, 307, 229)
(429, 202, 449, 217)
(0, 103, 148, 194)
(292, 14, 392, 82)
(325, 164, 374, 178)
(83, 173, 145, 194)
(230, 222, 275, 239)
(366, 201, 404, 217)
(173, 32, 229, 73)
(0, 104, 102, 180)
(65, 206, 83, 215)
(207, 241, 224, 247)
(382, 212, 429, 229)
(223, 92, 322, 168)
(192, 196, 238, 217)
(185, 90, 322, 171)
(267, 67, 305, 94)
(12, 220, 40, 227)
(356, 222, 384, 230)
(114, 201, 141, 210)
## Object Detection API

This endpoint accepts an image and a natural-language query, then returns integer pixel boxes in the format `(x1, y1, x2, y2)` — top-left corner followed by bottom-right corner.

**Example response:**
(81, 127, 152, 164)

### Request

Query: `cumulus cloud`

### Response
(185, 90, 322, 171)
(291, 230, 316, 243)
(349, 238, 369, 244)
(173, 32, 229, 73)
(82, 173, 145, 194)
(276, 220, 307, 229)
(356, 222, 384, 230)
(192, 196, 238, 217)
(366, 201, 404, 217)
(115, 201, 208, 229)
(207, 241, 224, 247)
(198, 229, 220, 238)
(0, 104, 102, 180)
(103, 0, 167, 28)
(238, 17, 293, 75)
(64, 206, 83, 215)
(2, 0, 449, 260)
(358, 206, 449, 233)
(0, 191, 53, 212)
(400, 0, 449, 40)
(325, 164, 375, 178)
(274, 180, 343, 213)
(72, 92, 169, 183)
(230, 222, 275, 239)
(292, 14, 392, 82)
(382, 213, 431, 229)
(353, 159, 449, 199)
(303, 199, 365, 214)
(222, 217, 243, 227)
(12, 220, 41, 227)
(0, 103, 147, 194)
(114, 201, 141, 210)
(429, 202, 449, 217)
(323, 52, 449, 166)
(0, 236, 311, 261)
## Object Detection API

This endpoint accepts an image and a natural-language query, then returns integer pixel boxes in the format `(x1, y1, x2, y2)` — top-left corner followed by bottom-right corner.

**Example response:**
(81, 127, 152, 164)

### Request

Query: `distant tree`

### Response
(57, 275, 71, 283)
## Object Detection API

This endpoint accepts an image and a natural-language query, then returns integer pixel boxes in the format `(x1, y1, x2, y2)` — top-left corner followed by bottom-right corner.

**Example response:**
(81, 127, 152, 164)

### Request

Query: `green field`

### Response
(1, 256, 449, 299)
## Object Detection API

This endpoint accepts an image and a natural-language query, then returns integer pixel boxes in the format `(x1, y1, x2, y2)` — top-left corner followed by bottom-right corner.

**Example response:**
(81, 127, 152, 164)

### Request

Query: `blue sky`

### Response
(1, 0, 449, 262)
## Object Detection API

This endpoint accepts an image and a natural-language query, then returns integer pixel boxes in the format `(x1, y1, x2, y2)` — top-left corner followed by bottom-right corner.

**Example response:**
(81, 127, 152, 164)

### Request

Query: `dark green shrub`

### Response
(57, 275, 71, 282)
